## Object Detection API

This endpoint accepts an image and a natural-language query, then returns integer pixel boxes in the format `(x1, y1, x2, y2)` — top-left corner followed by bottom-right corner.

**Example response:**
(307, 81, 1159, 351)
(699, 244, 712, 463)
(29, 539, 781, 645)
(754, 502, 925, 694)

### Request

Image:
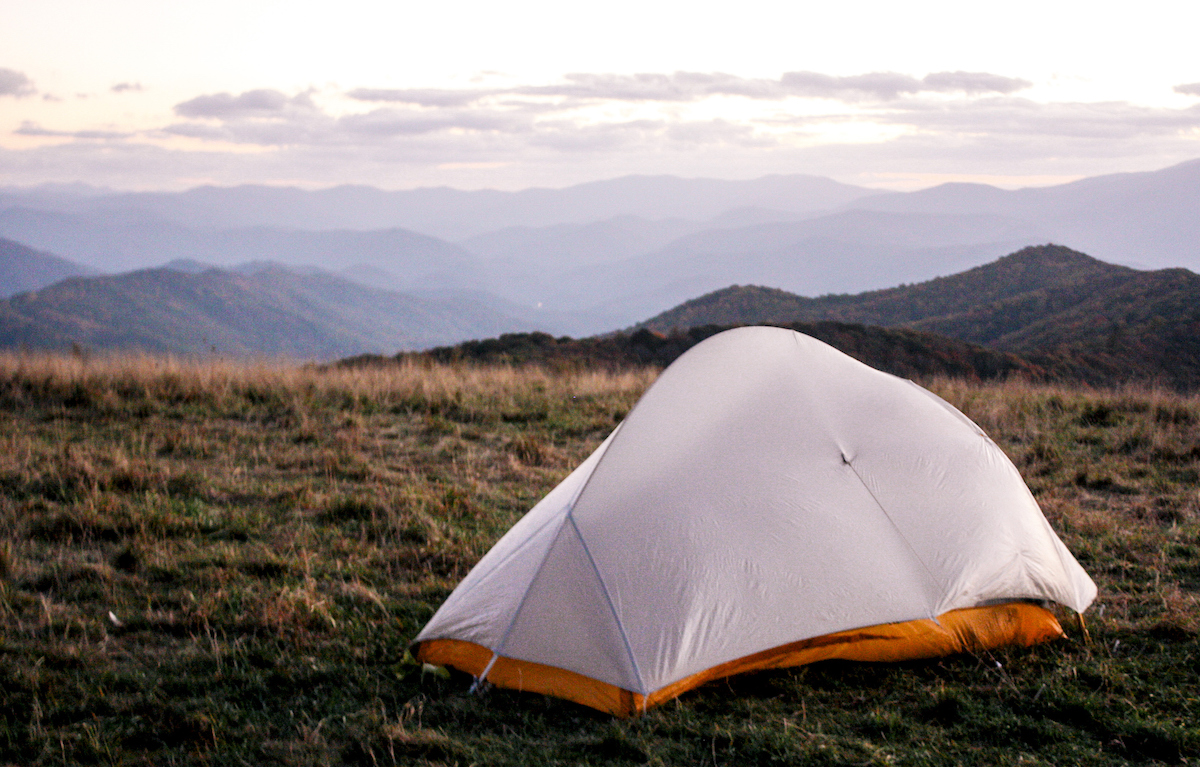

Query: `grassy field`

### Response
(0, 352, 1197, 766)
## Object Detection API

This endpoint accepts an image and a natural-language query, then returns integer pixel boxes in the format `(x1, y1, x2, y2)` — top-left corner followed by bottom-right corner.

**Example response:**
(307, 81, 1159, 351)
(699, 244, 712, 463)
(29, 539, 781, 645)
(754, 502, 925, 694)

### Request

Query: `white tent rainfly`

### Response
(413, 326, 1097, 715)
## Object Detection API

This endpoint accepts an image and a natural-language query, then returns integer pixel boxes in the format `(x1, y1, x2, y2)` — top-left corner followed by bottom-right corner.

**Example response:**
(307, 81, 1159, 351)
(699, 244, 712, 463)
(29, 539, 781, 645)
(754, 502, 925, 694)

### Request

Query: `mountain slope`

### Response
(638, 245, 1200, 388)
(0, 237, 98, 297)
(0, 267, 546, 358)
(985, 267, 1200, 386)
(640, 245, 1133, 330)
(846, 158, 1200, 271)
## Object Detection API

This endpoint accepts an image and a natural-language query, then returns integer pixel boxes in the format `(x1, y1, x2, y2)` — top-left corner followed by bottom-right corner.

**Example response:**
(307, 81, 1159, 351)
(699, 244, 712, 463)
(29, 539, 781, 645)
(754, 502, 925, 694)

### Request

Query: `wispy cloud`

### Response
(174, 89, 318, 119)
(0, 68, 36, 98)
(16, 121, 133, 140)
(1176, 83, 1200, 97)
(338, 106, 535, 138)
(111, 82, 144, 93)
(344, 70, 1032, 106)
(346, 87, 492, 107)
(888, 97, 1200, 139)
(778, 71, 1031, 101)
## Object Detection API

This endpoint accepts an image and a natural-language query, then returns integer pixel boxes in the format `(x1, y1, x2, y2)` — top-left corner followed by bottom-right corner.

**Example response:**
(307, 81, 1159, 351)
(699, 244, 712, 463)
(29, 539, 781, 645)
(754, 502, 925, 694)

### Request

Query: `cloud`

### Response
(345, 70, 1030, 107)
(346, 88, 492, 107)
(111, 82, 144, 93)
(779, 71, 1030, 101)
(0, 67, 35, 97)
(339, 107, 533, 138)
(164, 89, 334, 146)
(539, 70, 1029, 102)
(16, 121, 133, 140)
(885, 97, 1200, 139)
(162, 116, 332, 146)
(919, 71, 1031, 95)
(165, 101, 532, 147)
(174, 89, 317, 119)
(519, 71, 782, 102)
(1175, 83, 1200, 97)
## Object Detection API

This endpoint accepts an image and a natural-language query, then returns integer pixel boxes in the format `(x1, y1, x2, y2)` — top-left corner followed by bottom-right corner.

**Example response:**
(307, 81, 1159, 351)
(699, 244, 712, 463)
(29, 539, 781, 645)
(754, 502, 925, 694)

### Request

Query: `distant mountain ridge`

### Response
(0, 237, 97, 297)
(0, 206, 479, 278)
(640, 245, 1135, 330)
(0, 174, 878, 240)
(0, 265, 553, 358)
(639, 245, 1200, 388)
(846, 158, 1200, 270)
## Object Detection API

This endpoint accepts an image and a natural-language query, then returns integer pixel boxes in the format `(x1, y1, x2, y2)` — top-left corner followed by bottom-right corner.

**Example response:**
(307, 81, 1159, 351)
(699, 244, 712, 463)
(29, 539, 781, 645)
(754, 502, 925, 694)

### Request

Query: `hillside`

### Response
(0, 266, 546, 358)
(0, 237, 97, 297)
(985, 267, 1200, 386)
(640, 245, 1133, 330)
(638, 245, 1200, 388)
(361, 323, 1048, 383)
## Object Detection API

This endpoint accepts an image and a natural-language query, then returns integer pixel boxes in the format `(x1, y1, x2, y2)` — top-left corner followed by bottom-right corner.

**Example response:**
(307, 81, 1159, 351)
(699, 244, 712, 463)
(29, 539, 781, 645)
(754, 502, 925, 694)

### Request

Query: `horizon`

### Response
(4, 157, 1197, 197)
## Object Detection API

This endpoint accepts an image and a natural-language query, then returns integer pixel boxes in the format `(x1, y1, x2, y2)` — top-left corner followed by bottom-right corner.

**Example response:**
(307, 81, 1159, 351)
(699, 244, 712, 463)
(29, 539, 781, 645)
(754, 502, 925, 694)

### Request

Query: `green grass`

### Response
(0, 352, 1197, 765)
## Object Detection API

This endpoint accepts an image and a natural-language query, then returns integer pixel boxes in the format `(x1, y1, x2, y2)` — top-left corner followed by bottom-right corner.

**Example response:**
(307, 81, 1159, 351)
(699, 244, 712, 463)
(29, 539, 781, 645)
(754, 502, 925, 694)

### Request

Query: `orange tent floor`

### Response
(414, 601, 1066, 717)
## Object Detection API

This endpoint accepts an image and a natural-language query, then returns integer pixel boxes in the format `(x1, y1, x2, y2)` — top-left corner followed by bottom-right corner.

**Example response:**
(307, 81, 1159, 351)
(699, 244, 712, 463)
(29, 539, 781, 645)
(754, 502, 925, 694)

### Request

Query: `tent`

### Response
(413, 326, 1096, 716)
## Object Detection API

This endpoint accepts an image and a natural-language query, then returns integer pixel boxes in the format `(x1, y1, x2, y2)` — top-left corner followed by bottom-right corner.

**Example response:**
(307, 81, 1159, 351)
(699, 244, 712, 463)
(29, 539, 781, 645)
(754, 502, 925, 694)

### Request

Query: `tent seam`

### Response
(565, 422, 624, 510)
(460, 427, 627, 662)
(445, 506, 572, 598)
(843, 458, 944, 617)
(567, 513, 650, 697)
(479, 516, 573, 680)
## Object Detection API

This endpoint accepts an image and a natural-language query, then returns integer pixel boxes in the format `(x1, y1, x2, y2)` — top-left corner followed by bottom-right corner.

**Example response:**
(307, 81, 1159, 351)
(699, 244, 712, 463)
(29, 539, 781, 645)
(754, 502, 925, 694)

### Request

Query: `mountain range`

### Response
(0, 174, 876, 239)
(3, 159, 1200, 334)
(5, 234, 1197, 390)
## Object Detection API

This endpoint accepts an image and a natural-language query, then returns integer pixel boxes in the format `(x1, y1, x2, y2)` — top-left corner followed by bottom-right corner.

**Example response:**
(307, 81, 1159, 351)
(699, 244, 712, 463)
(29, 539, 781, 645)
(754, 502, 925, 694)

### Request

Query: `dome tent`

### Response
(413, 326, 1096, 716)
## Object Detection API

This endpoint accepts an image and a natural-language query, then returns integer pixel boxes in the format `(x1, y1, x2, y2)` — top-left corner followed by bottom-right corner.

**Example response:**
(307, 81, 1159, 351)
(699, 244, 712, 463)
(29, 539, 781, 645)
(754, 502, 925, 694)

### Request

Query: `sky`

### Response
(2, 0, 1200, 192)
